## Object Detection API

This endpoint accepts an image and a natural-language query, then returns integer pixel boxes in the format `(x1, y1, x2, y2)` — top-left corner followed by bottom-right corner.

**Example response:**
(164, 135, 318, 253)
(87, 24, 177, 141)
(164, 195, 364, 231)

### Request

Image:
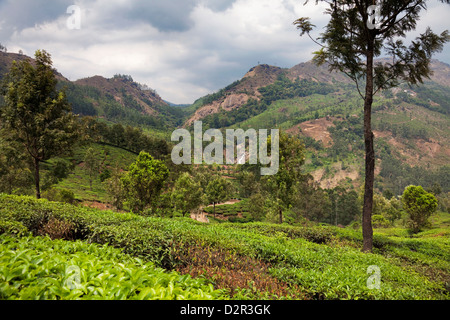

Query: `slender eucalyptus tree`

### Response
(294, 0, 449, 251)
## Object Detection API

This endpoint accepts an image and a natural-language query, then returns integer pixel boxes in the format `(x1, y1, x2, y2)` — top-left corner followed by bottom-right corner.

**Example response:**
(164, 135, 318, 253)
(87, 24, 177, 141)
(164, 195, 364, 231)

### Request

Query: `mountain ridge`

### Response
(185, 59, 450, 127)
(74, 74, 168, 116)
(0, 50, 449, 195)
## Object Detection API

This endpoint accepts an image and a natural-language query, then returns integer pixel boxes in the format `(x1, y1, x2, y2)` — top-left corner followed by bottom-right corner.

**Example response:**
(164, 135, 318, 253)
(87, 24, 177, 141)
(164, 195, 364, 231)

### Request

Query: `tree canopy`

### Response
(295, 0, 449, 252)
(1, 49, 79, 199)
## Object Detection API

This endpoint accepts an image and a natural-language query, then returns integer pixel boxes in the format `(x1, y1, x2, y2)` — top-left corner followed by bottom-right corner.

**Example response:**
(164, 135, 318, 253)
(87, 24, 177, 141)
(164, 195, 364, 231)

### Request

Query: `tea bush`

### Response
(1, 194, 449, 300)
(0, 234, 226, 300)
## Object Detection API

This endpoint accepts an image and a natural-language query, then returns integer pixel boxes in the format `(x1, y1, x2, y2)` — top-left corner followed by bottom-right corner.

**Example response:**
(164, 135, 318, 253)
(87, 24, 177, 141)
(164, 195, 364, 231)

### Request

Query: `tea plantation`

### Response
(1, 194, 449, 300)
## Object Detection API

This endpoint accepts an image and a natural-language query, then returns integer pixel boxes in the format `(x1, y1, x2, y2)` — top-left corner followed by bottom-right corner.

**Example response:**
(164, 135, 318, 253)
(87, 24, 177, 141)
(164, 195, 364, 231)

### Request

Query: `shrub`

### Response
(1, 194, 448, 300)
(402, 185, 438, 233)
(42, 188, 76, 205)
(37, 218, 75, 240)
(372, 214, 391, 228)
(0, 234, 226, 300)
(0, 220, 29, 237)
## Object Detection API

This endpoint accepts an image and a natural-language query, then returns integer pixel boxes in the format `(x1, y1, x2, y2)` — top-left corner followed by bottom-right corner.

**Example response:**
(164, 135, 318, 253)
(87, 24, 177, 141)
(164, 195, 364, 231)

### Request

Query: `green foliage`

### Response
(61, 76, 185, 131)
(83, 147, 99, 190)
(323, 187, 360, 226)
(0, 234, 225, 300)
(171, 173, 203, 217)
(328, 115, 364, 159)
(105, 166, 126, 210)
(203, 199, 250, 218)
(236, 170, 260, 198)
(41, 158, 73, 191)
(42, 188, 76, 205)
(396, 83, 450, 115)
(122, 152, 169, 213)
(372, 214, 391, 228)
(62, 82, 98, 116)
(199, 77, 335, 129)
(205, 177, 233, 216)
(0, 194, 448, 300)
(248, 194, 266, 222)
(402, 185, 438, 233)
(1, 49, 79, 198)
(258, 74, 334, 104)
(297, 0, 450, 253)
(84, 118, 170, 160)
(260, 132, 305, 224)
(196, 79, 243, 108)
(0, 220, 29, 237)
(0, 135, 33, 195)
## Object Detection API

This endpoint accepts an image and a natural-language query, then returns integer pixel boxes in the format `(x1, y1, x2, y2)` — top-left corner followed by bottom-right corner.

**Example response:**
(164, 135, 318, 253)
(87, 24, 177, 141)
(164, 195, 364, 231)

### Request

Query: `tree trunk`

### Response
(33, 157, 41, 199)
(279, 207, 283, 224)
(213, 202, 216, 217)
(362, 41, 375, 253)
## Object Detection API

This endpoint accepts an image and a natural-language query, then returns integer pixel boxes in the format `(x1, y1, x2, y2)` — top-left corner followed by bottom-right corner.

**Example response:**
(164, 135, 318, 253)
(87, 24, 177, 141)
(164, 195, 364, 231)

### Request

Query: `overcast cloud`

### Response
(1, 0, 449, 104)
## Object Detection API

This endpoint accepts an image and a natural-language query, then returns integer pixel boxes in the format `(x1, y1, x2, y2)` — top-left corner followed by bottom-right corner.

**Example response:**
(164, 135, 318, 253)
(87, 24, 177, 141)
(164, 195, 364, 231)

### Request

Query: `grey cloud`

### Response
(0, 0, 238, 35)
(0, 0, 73, 35)
(2, 0, 448, 104)
(112, 0, 198, 32)
(205, 0, 237, 12)
(86, 0, 238, 32)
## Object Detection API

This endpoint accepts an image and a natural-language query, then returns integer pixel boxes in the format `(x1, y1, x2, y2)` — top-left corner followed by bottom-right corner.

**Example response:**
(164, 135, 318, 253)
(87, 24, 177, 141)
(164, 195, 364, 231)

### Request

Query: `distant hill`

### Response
(185, 64, 284, 126)
(0, 51, 185, 131)
(0, 51, 68, 82)
(74, 74, 167, 116)
(185, 59, 450, 127)
(1, 50, 449, 194)
(183, 58, 450, 195)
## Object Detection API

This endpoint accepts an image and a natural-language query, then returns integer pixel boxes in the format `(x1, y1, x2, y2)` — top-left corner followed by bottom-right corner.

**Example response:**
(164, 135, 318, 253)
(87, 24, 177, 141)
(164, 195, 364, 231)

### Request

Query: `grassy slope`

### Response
(0, 194, 448, 300)
(225, 83, 449, 191)
(48, 143, 137, 204)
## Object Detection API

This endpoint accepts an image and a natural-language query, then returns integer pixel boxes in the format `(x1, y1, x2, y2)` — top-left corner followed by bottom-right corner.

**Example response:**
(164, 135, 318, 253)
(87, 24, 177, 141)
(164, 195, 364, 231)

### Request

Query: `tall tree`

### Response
(83, 147, 99, 191)
(261, 132, 305, 224)
(295, 0, 449, 251)
(122, 151, 169, 213)
(171, 172, 204, 217)
(205, 177, 232, 217)
(0, 131, 33, 195)
(1, 50, 79, 199)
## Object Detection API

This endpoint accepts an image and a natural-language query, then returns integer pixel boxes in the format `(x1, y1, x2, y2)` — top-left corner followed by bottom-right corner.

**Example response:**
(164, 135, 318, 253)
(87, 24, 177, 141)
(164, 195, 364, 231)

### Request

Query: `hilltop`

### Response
(186, 59, 450, 127)
(74, 74, 167, 116)
(0, 51, 68, 82)
(185, 64, 284, 126)
(0, 51, 183, 131)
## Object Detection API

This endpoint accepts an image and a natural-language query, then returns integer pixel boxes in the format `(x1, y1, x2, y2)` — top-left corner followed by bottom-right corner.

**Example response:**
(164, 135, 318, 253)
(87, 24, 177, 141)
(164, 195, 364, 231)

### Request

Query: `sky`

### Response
(1, 0, 449, 104)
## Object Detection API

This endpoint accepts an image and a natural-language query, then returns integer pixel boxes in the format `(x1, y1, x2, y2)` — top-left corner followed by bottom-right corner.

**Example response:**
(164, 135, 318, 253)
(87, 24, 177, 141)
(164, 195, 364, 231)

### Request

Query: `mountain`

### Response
(184, 61, 355, 127)
(0, 51, 68, 82)
(185, 59, 450, 128)
(185, 64, 284, 126)
(185, 58, 450, 195)
(74, 74, 167, 116)
(1, 50, 449, 195)
(0, 51, 185, 131)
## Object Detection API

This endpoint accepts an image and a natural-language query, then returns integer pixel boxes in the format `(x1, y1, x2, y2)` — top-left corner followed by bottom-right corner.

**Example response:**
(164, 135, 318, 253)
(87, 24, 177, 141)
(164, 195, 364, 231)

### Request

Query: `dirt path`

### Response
(190, 210, 210, 223)
(205, 199, 241, 207)
(191, 199, 242, 223)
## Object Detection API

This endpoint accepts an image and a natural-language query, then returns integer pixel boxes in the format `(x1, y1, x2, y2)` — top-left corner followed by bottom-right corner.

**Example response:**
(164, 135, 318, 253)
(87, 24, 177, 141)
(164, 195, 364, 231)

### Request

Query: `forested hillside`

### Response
(184, 59, 450, 201)
(0, 47, 449, 302)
